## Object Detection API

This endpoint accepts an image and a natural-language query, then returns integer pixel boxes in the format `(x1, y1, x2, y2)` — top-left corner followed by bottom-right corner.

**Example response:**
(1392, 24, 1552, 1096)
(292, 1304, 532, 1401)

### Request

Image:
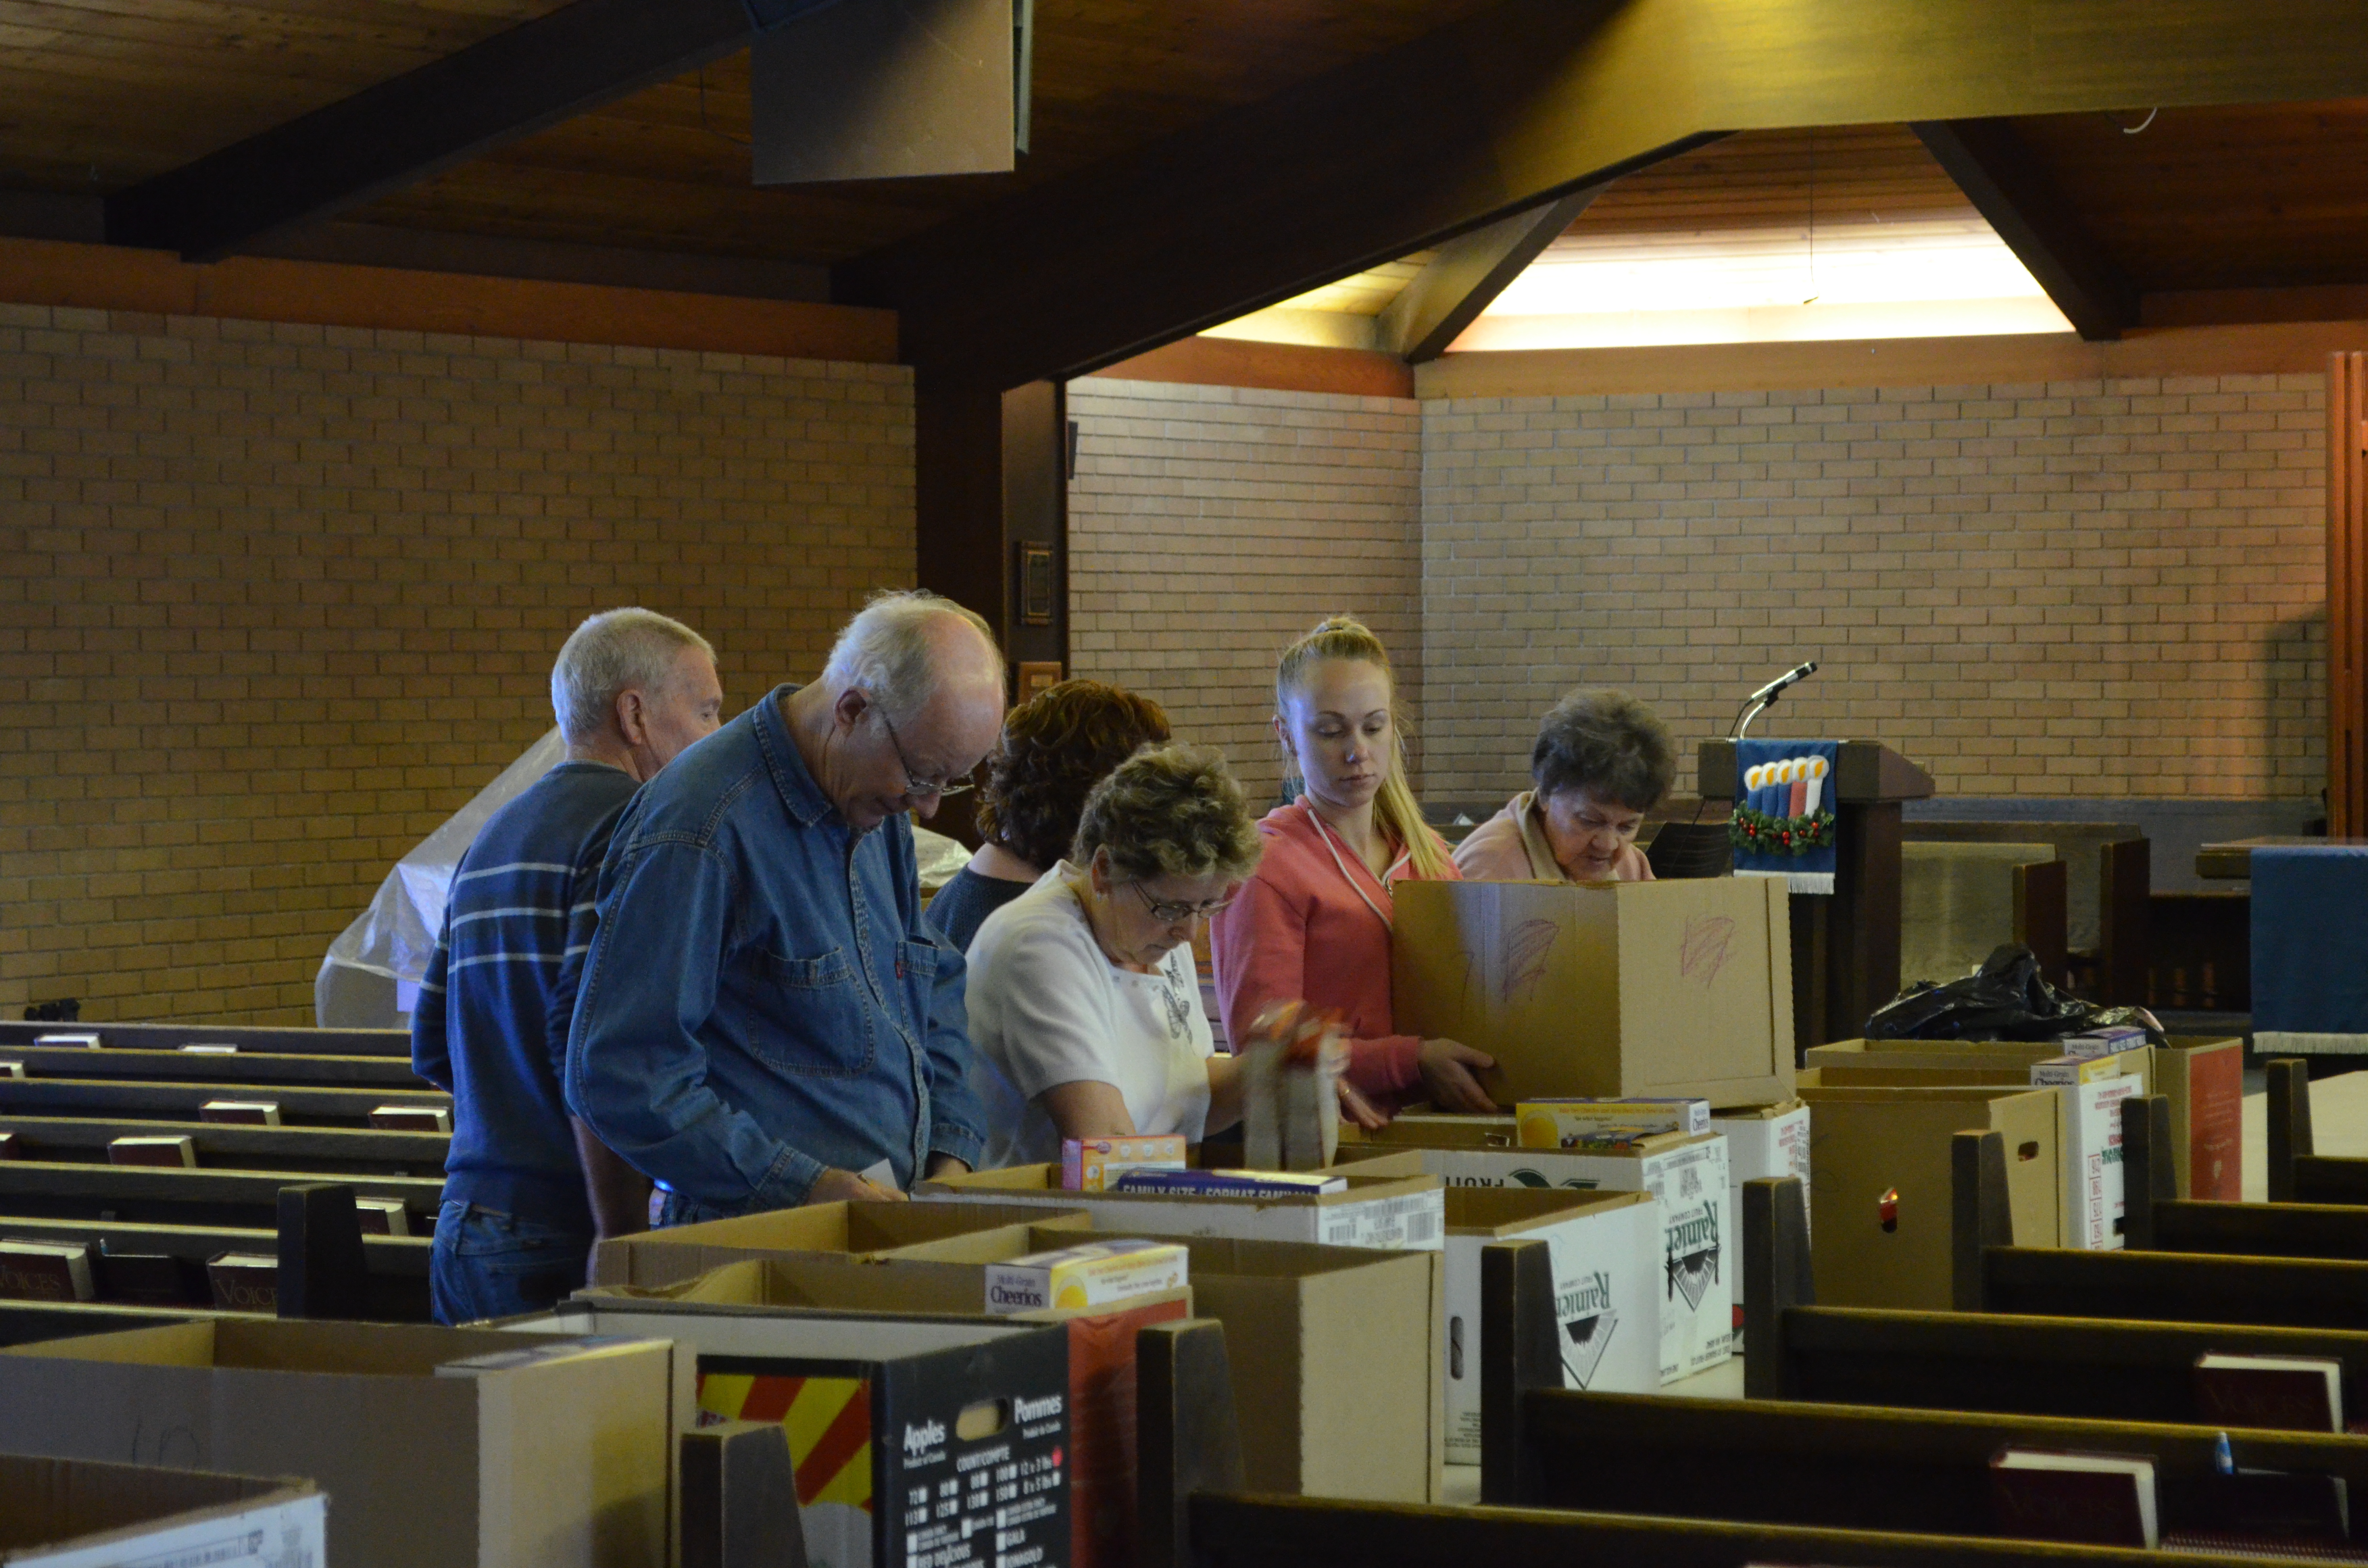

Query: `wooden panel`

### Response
(0, 234, 895, 360)
(1572, 123, 1974, 236)
(1088, 336, 1416, 399)
(1418, 318, 2368, 398)
(2012, 100, 2368, 293)
(2334, 352, 2368, 837)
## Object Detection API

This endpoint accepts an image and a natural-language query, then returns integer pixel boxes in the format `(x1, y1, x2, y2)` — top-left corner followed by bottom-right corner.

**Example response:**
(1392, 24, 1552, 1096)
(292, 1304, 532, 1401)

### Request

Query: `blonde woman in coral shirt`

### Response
(1209, 616, 1497, 1120)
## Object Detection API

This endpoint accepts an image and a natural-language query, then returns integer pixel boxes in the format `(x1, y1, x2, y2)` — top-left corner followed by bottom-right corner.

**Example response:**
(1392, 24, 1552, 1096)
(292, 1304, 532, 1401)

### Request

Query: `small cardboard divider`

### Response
(916, 1162, 1445, 1251)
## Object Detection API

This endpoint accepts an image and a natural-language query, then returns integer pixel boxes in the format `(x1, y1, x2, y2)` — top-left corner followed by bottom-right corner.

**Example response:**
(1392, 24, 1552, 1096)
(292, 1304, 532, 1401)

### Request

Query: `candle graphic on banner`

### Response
(1732, 740, 1841, 896)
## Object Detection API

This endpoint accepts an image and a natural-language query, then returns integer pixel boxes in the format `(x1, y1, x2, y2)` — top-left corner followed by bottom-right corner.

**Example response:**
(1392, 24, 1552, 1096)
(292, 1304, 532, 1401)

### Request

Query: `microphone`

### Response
(1745, 661, 1818, 706)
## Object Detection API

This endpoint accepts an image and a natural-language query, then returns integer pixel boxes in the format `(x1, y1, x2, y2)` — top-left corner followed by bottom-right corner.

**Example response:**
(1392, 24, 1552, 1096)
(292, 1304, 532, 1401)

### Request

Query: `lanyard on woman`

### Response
(1304, 802, 1408, 933)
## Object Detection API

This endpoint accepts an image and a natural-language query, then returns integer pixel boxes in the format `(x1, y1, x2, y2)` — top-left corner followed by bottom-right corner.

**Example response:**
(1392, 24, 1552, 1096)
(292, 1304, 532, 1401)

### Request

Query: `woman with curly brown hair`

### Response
(966, 743, 1261, 1166)
(929, 679, 1172, 954)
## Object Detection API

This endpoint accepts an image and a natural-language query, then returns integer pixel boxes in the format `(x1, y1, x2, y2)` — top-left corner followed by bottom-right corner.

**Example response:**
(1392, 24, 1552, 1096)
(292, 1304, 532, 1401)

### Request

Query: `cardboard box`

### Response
(592, 1198, 1095, 1289)
(1515, 1097, 1712, 1146)
(519, 1290, 1073, 1568)
(0, 1454, 322, 1568)
(1337, 1131, 1730, 1384)
(1440, 1188, 1657, 1460)
(2055, 1073, 2141, 1250)
(1806, 1037, 2243, 1202)
(0, 1319, 682, 1568)
(1391, 875, 1794, 1105)
(1710, 1099, 1812, 1346)
(916, 1162, 1445, 1251)
(844, 1224, 1444, 1508)
(575, 1252, 1176, 1568)
(1797, 1084, 2062, 1309)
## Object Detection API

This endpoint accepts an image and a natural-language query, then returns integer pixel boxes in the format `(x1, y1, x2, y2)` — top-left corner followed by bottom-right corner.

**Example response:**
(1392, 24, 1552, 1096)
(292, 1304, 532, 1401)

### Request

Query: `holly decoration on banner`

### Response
(1728, 805, 1837, 858)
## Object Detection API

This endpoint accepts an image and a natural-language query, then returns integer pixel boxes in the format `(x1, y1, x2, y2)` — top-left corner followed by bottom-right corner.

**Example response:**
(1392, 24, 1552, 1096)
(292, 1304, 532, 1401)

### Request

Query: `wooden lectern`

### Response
(1698, 738, 1935, 1059)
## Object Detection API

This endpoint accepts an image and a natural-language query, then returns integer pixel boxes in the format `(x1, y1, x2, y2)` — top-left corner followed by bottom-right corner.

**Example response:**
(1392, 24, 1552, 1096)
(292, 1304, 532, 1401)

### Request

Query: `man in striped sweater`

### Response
(411, 608, 723, 1324)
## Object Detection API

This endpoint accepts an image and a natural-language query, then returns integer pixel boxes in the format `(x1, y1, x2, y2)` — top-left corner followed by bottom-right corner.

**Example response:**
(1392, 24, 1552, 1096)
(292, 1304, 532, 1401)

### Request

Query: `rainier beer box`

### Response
(1439, 1188, 1656, 1460)
(1708, 1100, 1812, 1347)
(1339, 1129, 1730, 1384)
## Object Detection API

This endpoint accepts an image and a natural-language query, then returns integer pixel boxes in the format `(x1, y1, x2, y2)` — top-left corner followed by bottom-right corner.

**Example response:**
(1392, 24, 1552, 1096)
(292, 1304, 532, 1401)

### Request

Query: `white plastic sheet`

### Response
(315, 729, 568, 1028)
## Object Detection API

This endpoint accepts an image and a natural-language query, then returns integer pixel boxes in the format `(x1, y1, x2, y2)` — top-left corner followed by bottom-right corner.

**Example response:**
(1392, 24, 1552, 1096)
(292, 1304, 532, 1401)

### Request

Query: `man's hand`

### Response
(810, 1167, 907, 1203)
(923, 1153, 973, 1181)
(1417, 1038, 1499, 1113)
(1335, 1076, 1389, 1131)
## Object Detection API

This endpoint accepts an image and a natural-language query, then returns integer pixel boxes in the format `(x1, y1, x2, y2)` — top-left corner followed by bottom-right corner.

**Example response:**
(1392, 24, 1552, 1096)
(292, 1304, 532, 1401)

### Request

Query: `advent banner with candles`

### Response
(1731, 738, 1839, 894)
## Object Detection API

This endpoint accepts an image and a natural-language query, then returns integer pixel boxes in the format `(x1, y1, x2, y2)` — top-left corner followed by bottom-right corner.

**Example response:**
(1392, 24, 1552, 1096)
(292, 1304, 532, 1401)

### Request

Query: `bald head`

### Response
(795, 589, 1007, 831)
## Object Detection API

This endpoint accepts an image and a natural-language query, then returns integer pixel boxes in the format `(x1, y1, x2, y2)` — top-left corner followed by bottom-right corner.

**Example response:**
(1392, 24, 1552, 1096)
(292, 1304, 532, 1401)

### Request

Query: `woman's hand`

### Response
(1417, 1038, 1499, 1113)
(1335, 1074, 1388, 1131)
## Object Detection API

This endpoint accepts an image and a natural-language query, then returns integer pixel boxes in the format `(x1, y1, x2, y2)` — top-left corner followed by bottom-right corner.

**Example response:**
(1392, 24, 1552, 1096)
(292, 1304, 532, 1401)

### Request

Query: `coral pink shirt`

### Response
(1209, 800, 1461, 1114)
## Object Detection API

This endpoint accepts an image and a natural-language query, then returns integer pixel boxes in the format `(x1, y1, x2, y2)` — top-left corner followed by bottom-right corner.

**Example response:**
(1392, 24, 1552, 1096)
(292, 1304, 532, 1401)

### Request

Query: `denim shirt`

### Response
(564, 685, 985, 1213)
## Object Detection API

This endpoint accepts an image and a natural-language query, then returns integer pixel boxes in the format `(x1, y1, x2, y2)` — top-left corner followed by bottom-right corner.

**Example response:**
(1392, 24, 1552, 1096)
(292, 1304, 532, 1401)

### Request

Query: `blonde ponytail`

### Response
(1273, 615, 1451, 881)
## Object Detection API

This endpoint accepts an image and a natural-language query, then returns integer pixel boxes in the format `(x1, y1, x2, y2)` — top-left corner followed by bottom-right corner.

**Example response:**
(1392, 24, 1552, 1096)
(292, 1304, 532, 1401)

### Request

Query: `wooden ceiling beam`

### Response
(1911, 118, 2138, 341)
(841, 0, 2368, 387)
(1380, 188, 1603, 364)
(103, 0, 819, 261)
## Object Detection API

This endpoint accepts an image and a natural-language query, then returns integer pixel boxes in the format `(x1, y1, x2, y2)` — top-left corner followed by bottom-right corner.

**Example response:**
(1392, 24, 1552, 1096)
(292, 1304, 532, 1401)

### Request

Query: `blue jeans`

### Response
(429, 1200, 592, 1325)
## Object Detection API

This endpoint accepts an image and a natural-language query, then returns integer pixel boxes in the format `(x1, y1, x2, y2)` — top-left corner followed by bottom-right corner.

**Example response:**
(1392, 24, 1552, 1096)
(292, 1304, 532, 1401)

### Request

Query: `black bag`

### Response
(1863, 943, 2164, 1044)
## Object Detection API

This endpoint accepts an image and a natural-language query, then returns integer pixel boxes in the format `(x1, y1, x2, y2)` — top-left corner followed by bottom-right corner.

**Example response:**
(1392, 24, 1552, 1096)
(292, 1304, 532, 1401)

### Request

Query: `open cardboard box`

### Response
(1337, 1131, 1728, 1384)
(519, 1294, 1068, 1568)
(0, 1319, 682, 1568)
(856, 1221, 1445, 1507)
(1440, 1188, 1657, 1460)
(1796, 1083, 2060, 1309)
(916, 1161, 1444, 1250)
(592, 1197, 1092, 1288)
(1391, 874, 1795, 1105)
(1805, 1036, 2241, 1202)
(580, 1252, 1181, 1568)
(1, 1454, 321, 1568)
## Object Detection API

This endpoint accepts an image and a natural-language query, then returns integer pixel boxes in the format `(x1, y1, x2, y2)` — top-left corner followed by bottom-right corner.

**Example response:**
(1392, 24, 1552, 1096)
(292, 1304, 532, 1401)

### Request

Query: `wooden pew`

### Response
(1951, 1127, 2368, 1329)
(0, 1045, 432, 1090)
(1136, 1316, 2273, 1568)
(2117, 1091, 2368, 1261)
(0, 1076, 451, 1129)
(0, 1021, 410, 1057)
(1477, 1238, 2368, 1550)
(1902, 821, 2150, 1003)
(1740, 1173, 2368, 1423)
(0, 1114, 448, 1178)
(2264, 1058, 2368, 1206)
(0, 1159, 443, 1232)
(0, 1300, 258, 1346)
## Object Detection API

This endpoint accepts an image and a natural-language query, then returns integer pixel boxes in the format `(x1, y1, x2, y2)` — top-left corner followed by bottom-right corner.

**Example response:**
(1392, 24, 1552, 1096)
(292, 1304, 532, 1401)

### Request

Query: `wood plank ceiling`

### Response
(5, 2, 2368, 352)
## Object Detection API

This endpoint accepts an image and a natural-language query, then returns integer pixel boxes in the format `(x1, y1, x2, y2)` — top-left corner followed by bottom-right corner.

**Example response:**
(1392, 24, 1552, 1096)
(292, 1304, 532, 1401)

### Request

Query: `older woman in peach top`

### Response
(1455, 689, 1676, 883)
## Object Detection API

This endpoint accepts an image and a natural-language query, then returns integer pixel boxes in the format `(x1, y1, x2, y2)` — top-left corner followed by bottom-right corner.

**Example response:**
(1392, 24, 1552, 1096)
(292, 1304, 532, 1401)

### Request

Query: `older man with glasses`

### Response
(566, 589, 1006, 1222)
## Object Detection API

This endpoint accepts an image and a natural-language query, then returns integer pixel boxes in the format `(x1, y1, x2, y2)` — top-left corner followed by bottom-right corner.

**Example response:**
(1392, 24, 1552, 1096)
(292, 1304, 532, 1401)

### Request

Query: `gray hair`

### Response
(1073, 743, 1263, 884)
(551, 608, 715, 745)
(1531, 688, 1676, 812)
(820, 589, 1001, 724)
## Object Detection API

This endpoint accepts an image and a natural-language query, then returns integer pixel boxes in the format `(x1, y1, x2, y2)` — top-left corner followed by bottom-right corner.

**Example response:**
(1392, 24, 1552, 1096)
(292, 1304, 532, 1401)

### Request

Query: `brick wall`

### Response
(1, 303, 913, 1024)
(1420, 376, 2327, 805)
(1067, 378, 1426, 798)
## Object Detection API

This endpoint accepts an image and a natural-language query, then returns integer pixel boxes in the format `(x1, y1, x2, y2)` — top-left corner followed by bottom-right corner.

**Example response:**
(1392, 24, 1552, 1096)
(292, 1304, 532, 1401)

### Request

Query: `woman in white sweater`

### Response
(965, 743, 1263, 1167)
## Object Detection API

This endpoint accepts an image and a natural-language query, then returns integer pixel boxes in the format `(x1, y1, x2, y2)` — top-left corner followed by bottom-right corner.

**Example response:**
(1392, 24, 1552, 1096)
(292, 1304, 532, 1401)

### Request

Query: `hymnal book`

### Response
(35, 1032, 99, 1049)
(181, 1042, 239, 1054)
(98, 1244, 205, 1306)
(201, 1100, 282, 1127)
(109, 1134, 197, 1168)
(0, 1239, 96, 1302)
(0, 1060, 21, 1078)
(2197, 1353, 2345, 1433)
(1112, 1168, 1345, 1198)
(355, 1196, 410, 1236)
(206, 1251, 277, 1312)
(370, 1104, 451, 1133)
(0, 1133, 13, 1161)
(1990, 1447, 2158, 1548)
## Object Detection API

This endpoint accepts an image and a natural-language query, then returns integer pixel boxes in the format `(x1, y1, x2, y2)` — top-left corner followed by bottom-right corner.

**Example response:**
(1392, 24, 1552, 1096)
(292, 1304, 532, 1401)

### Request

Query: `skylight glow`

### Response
(1450, 213, 2072, 351)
